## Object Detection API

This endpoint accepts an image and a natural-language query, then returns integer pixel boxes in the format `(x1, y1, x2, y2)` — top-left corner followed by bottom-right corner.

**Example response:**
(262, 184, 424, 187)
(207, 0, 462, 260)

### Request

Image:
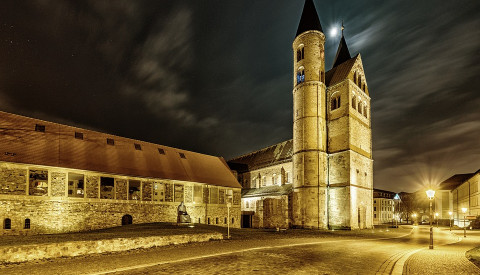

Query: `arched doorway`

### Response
(122, 214, 133, 225)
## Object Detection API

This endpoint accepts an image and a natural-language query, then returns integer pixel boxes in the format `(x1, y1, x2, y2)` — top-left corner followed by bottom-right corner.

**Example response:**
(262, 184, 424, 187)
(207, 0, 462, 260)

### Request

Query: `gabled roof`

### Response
(332, 35, 351, 68)
(0, 111, 241, 189)
(438, 172, 477, 190)
(228, 139, 293, 171)
(325, 54, 358, 87)
(242, 184, 293, 198)
(296, 0, 323, 37)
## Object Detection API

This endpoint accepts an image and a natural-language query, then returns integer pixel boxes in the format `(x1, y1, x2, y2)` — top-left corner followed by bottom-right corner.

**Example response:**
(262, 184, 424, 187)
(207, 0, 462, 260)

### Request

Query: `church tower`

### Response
(326, 26, 373, 229)
(292, 0, 328, 229)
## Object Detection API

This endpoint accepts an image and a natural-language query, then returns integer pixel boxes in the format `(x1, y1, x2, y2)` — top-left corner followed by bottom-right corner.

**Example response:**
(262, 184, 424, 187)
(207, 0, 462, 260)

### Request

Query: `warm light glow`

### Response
(462, 207, 468, 213)
(448, 211, 453, 216)
(435, 212, 438, 217)
(412, 213, 417, 218)
(426, 189, 435, 199)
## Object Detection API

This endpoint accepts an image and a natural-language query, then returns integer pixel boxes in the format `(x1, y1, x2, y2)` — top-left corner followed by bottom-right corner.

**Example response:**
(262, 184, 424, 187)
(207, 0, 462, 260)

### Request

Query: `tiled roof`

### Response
(228, 139, 293, 171)
(242, 184, 293, 198)
(0, 111, 241, 189)
(438, 172, 478, 190)
(325, 55, 358, 87)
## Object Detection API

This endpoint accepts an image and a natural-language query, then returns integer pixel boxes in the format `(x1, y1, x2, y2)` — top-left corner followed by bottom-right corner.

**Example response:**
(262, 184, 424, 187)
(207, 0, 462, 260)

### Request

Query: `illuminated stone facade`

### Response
(0, 112, 241, 236)
(230, 0, 373, 230)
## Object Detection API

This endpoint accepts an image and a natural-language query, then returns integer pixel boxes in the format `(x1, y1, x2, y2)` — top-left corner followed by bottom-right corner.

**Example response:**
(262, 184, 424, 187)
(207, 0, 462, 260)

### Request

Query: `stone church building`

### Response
(229, 0, 373, 230)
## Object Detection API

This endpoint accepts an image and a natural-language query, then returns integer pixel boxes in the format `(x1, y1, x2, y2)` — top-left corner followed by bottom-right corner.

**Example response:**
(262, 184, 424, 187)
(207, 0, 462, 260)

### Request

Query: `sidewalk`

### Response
(404, 228, 480, 274)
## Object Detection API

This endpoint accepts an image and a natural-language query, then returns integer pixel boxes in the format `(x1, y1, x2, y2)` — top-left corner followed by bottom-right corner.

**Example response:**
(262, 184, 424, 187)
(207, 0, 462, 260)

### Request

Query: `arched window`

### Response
(353, 72, 357, 83)
(364, 105, 368, 118)
(352, 97, 357, 110)
(216, 217, 219, 224)
(359, 78, 362, 89)
(296, 69, 305, 84)
(24, 218, 30, 229)
(358, 102, 363, 115)
(331, 96, 341, 110)
(4, 218, 11, 229)
(296, 46, 304, 62)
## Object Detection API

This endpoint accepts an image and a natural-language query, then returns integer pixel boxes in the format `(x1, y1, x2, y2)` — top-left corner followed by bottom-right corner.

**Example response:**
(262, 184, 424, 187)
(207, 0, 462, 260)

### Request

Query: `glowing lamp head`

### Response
(462, 207, 468, 213)
(448, 211, 453, 216)
(412, 213, 417, 218)
(435, 212, 439, 217)
(426, 189, 435, 199)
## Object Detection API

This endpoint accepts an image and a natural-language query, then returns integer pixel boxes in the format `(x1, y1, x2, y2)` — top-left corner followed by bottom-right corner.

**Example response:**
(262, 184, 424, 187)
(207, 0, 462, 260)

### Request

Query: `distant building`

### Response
(0, 111, 242, 235)
(229, 0, 373, 230)
(373, 189, 396, 225)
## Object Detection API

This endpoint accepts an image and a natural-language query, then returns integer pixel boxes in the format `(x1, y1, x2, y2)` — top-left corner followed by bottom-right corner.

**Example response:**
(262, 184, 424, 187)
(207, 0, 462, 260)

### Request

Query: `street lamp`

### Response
(462, 207, 468, 238)
(435, 212, 439, 228)
(448, 211, 453, 231)
(426, 189, 435, 249)
(412, 213, 417, 225)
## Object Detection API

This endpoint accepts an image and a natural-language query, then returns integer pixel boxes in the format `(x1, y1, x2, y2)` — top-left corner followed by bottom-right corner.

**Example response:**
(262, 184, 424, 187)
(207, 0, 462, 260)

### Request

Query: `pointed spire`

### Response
(296, 0, 323, 37)
(332, 23, 351, 68)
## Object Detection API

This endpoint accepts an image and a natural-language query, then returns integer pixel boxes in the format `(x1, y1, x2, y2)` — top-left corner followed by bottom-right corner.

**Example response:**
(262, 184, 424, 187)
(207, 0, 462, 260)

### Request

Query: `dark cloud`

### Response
(0, 0, 478, 193)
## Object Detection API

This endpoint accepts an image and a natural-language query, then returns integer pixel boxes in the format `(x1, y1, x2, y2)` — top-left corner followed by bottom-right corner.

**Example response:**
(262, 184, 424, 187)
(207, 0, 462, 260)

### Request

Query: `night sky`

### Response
(1, 0, 479, 193)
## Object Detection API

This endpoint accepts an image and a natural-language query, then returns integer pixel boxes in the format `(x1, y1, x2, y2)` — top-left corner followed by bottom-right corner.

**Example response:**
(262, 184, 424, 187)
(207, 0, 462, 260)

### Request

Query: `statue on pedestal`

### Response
(177, 201, 191, 224)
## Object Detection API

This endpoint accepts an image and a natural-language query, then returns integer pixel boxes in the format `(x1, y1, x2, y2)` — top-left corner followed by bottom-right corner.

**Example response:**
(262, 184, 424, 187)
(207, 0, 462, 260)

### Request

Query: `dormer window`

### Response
(35, 124, 45, 132)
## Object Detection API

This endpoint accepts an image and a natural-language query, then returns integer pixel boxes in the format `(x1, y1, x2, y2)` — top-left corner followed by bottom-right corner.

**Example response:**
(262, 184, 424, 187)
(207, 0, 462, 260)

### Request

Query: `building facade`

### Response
(229, 0, 373, 230)
(0, 111, 242, 235)
(373, 189, 395, 225)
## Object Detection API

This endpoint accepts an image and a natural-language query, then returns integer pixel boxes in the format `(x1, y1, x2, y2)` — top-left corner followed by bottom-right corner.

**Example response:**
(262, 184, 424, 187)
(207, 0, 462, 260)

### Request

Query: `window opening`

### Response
(216, 217, 219, 224)
(129, 180, 141, 200)
(100, 177, 115, 199)
(352, 97, 357, 110)
(134, 143, 142, 150)
(4, 218, 11, 229)
(122, 214, 133, 225)
(68, 173, 84, 198)
(35, 124, 45, 132)
(158, 148, 165, 155)
(74, 132, 83, 140)
(296, 69, 305, 84)
(107, 138, 115, 146)
(29, 169, 48, 196)
(224, 217, 227, 224)
(24, 218, 30, 229)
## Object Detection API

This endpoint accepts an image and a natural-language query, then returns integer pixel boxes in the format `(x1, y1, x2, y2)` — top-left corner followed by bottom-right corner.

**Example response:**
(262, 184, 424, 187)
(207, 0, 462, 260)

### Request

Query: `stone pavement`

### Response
(404, 228, 480, 274)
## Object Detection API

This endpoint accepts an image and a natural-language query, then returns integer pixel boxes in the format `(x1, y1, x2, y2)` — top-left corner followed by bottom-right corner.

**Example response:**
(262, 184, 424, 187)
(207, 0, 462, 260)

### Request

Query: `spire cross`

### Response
(341, 20, 345, 36)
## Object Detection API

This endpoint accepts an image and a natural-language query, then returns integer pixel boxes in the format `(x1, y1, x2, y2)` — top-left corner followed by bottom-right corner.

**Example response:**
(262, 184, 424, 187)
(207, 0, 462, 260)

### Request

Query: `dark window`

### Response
(134, 143, 142, 150)
(232, 217, 235, 224)
(4, 218, 11, 229)
(374, 214, 377, 218)
(179, 153, 186, 159)
(158, 148, 165, 155)
(352, 97, 357, 110)
(374, 207, 377, 211)
(24, 218, 30, 229)
(129, 180, 141, 200)
(216, 217, 219, 224)
(331, 96, 341, 110)
(75, 132, 83, 140)
(100, 177, 115, 199)
(208, 217, 211, 224)
(224, 217, 227, 224)
(122, 214, 133, 225)
(296, 47, 304, 62)
(35, 124, 45, 132)
(107, 138, 115, 145)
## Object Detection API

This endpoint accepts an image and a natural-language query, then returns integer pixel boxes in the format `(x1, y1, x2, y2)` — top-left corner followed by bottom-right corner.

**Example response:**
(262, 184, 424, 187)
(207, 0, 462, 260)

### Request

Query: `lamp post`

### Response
(426, 189, 435, 249)
(412, 213, 417, 225)
(435, 212, 439, 228)
(448, 211, 453, 231)
(462, 207, 468, 238)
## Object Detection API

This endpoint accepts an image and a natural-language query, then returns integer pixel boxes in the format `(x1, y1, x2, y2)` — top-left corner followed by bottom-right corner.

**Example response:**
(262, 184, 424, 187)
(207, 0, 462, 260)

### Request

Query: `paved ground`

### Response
(1, 225, 479, 275)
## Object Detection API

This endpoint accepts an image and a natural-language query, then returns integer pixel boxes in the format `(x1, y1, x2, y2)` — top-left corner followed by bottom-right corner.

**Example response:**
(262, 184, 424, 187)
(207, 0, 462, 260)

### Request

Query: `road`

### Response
(1, 226, 479, 275)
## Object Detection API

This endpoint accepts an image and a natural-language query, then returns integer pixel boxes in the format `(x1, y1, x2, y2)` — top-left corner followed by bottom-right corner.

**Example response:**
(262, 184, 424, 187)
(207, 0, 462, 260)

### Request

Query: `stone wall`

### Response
(0, 162, 241, 235)
(0, 166, 26, 195)
(263, 197, 289, 229)
(0, 232, 223, 264)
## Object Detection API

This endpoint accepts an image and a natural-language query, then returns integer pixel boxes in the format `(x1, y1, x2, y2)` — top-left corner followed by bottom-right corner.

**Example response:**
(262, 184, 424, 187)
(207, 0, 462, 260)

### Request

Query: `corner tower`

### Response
(292, 0, 328, 228)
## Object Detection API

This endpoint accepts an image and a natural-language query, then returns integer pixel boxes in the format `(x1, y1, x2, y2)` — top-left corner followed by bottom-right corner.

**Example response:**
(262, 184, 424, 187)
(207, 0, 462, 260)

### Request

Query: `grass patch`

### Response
(466, 246, 480, 268)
